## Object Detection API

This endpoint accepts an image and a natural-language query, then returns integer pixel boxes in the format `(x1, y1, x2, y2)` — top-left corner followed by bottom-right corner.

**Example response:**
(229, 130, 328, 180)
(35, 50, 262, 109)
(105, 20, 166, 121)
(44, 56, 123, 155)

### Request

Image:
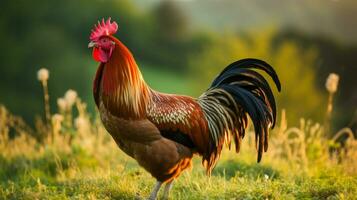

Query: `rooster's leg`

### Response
(147, 181, 162, 200)
(162, 180, 174, 200)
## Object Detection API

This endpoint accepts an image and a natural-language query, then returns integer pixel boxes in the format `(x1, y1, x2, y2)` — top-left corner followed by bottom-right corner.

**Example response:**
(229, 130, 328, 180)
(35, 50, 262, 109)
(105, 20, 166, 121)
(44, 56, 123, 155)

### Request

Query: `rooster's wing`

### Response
(146, 92, 210, 154)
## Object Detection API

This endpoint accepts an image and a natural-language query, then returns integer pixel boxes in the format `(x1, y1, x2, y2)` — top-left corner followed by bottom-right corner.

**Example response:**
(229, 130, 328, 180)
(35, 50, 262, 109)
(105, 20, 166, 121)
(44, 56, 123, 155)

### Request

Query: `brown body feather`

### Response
(98, 98, 192, 182)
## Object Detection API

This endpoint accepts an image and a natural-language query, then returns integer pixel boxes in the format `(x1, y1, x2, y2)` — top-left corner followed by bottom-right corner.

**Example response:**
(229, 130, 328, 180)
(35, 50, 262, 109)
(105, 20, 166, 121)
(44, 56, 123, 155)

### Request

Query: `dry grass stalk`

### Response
(324, 73, 340, 136)
(37, 68, 51, 126)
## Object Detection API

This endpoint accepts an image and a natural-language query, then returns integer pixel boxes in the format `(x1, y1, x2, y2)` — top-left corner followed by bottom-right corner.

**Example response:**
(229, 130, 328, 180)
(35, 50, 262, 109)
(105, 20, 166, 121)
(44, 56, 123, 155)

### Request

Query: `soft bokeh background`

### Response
(0, 0, 356, 129)
(1, 0, 357, 199)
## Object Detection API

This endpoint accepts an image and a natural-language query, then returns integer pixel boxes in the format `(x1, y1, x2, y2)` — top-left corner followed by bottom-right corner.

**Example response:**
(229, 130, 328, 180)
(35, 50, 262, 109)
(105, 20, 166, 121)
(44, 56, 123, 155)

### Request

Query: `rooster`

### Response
(88, 18, 281, 200)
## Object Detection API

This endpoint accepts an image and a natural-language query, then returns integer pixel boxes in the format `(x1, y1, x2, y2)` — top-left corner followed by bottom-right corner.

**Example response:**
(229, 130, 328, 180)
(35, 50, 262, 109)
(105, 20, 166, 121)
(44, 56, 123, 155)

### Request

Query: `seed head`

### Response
(37, 68, 49, 82)
(264, 174, 269, 180)
(64, 89, 78, 107)
(52, 114, 64, 123)
(74, 116, 87, 129)
(57, 98, 67, 111)
(325, 73, 339, 93)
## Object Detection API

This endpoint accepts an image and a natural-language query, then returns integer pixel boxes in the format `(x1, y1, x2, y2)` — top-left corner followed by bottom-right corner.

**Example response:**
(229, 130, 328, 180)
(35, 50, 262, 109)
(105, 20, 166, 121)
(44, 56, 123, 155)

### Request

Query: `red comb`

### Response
(90, 17, 118, 41)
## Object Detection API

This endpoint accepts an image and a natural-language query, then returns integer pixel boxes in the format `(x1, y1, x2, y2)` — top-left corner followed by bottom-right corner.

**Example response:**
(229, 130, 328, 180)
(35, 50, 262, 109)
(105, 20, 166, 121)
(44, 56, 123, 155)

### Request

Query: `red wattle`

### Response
(92, 47, 109, 63)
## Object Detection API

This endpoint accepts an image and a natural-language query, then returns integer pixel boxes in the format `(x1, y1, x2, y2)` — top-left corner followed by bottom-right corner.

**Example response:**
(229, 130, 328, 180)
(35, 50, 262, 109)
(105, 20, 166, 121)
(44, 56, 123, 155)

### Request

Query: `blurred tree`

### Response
(277, 30, 357, 131)
(149, 0, 191, 72)
(154, 0, 188, 41)
(0, 0, 152, 122)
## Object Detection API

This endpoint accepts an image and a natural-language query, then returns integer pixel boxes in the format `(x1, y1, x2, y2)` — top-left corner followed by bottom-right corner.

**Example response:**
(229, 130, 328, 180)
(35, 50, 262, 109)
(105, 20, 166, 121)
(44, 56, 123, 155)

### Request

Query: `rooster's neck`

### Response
(96, 37, 150, 119)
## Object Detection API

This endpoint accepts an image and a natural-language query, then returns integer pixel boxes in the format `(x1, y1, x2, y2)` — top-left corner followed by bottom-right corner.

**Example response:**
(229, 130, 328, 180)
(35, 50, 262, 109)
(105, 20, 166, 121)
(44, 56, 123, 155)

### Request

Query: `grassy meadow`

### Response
(1, 0, 357, 199)
(0, 68, 356, 200)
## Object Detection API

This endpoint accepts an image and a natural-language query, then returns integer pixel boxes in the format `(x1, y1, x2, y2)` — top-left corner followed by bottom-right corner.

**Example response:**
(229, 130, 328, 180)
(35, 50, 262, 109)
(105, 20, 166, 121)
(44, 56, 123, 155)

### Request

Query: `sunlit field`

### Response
(1, 0, 357, 199)
(0, 68, 356, 200)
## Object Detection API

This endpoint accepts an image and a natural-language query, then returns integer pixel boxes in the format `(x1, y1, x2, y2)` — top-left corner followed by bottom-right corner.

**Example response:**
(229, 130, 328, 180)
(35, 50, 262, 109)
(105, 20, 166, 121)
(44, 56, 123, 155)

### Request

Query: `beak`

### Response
(88, 41, 96, 48)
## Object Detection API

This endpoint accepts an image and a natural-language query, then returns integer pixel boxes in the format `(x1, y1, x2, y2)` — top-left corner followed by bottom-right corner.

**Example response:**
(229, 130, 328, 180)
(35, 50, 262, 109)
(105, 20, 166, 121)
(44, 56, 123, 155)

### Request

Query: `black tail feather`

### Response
(198, 58, 280, 170)
(214, 58, 281, 91)
(211, 58, 281, 128)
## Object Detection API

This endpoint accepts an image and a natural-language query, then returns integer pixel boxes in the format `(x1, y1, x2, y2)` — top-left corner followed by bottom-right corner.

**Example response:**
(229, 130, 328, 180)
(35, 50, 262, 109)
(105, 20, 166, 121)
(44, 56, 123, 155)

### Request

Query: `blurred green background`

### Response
(0, 0, 356, 131)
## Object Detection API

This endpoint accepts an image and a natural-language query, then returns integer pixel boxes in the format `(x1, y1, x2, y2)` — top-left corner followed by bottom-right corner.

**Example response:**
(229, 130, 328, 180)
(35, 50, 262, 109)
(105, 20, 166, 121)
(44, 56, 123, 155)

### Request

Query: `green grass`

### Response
(0, 146, 356, 200)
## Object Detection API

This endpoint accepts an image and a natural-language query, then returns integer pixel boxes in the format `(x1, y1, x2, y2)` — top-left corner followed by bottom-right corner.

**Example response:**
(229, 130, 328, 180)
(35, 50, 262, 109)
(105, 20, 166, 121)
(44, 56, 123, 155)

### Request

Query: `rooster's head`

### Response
(88, 18, 118, 63)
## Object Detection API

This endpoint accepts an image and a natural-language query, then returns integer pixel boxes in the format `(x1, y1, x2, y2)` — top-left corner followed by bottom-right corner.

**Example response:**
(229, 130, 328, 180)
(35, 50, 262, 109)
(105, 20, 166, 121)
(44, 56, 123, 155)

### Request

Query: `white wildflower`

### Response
(64, 89, 77, 107)
(74, 116, 87, 129)
(75, 116, 90, 136)
(264, 174, 269, 181)
(51, 114, 64, 123)
(57, 98, 67, 111)
(37, 68, 49, 82)
(325, 73, 339, 93)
